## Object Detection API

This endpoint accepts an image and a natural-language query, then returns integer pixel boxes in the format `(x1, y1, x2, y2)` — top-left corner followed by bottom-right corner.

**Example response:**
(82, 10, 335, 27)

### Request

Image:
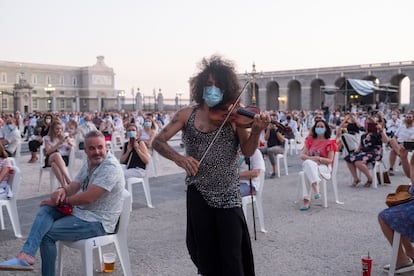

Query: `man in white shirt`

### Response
(389, 111, 414, 176)
(239, 148, 266, 197)
(0, 118, 21, 157)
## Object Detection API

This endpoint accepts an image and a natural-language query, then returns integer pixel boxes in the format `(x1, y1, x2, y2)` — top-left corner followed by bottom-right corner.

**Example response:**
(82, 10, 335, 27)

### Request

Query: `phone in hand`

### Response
(403, 141, 414, 151)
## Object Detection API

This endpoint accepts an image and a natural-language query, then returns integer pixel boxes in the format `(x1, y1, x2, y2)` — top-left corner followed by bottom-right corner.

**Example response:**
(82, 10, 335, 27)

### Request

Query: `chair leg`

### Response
(389, 232, 401, 276)
(277, 158, 281, 178)
(142, 177, 154, 208)
(331, 179, 344, 205)
(115, 238, 133, 276)
(372, 164, 378, 189)
(6, 202, 22, 238)
(81, 246, 94, 276)
(57, 243, 64, 276)
(322, 180, 328, 208)
(255, 198, 267, 233)
(0, 205, 4, 230)
(284, 158, 288, 176)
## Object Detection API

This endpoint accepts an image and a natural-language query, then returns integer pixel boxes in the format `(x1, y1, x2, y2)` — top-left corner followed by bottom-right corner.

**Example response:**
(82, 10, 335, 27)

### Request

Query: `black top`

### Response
(122, 141, 146, 170)
(267, 129, 284, 147)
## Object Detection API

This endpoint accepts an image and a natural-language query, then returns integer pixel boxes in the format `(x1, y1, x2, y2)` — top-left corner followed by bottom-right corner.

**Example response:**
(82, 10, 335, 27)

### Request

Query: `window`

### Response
(32, 90, 37, 94)
(32, 98, 38, 109)
(60, 99, 65, 109)
(72, 76, 77, 86)
(16, 74, 21, 83)
(46, 75, 51, 85)
(60, 91, 64, 95)
(66, 99, 72, 108)
(0, 72, 6, 83)
(31, 74, 38, 85)
(1, 98, 7, 110)
(59, 75, 64, 85)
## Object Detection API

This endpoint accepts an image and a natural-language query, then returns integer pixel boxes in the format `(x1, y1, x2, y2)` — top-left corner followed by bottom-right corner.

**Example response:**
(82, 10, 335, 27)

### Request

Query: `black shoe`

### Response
(269, 172, 276, 178)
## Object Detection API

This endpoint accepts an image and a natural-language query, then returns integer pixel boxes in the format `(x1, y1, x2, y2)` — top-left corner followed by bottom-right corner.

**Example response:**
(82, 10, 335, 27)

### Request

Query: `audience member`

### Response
(345, 117, 389, 187)
(0, 131, 125, 274)
(299, 119, 337, 211)
(27, 114, 53, 163)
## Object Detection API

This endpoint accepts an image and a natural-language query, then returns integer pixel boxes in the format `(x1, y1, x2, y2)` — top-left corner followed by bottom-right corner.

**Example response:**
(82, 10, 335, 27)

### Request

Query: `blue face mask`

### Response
(143, 122, 152, 128)
(315, 127, 325, 135)
(7, 124, 14, 131)
(203, 85, 223, 107)
(127, 131, 136, 138)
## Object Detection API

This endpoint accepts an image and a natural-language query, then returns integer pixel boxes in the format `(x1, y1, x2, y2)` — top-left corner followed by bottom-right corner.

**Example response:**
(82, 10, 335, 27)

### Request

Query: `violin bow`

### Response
(199, 81, 250, 165)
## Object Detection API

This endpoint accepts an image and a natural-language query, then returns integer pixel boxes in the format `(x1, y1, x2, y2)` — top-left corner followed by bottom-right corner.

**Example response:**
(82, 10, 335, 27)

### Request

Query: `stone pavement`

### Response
(1, 140, 414, 275)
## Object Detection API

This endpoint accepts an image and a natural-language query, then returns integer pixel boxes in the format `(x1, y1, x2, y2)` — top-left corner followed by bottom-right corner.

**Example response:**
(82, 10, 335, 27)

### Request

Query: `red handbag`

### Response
(55, 203, 73, 216)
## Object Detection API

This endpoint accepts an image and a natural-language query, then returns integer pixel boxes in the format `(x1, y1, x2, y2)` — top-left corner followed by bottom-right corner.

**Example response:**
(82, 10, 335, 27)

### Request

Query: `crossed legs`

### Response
(48, 152, 71, 187)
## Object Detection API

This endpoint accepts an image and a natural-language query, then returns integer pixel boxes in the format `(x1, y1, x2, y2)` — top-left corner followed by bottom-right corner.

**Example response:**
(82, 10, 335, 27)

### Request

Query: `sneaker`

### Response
(314, 193, 321, 200)
(389, 169, 395, 176)
(269, 172, 276, 178)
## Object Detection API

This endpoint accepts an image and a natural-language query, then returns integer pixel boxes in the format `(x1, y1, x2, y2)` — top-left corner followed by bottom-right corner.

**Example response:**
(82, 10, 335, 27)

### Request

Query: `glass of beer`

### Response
(102, 252, 116, 273)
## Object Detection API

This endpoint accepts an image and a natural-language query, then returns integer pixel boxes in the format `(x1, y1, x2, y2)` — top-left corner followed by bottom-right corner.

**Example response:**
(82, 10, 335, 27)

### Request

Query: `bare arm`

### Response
(152, 107, 199, 176)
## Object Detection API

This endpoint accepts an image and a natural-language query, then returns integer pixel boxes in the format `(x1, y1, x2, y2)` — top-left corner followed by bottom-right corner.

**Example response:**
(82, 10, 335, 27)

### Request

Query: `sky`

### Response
(1, 0, 413, 100)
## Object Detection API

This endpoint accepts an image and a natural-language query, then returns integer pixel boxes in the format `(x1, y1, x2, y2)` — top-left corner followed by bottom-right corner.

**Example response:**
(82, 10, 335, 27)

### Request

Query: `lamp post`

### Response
(44, 84, 55, 112)
(135, 88, 139, 111)
(176, 91, 183, 110)
(0, 91, 2, 114)
(245, 63, 261, 106)
(131, 87, 135, 111)
(118, 90, 125, 110)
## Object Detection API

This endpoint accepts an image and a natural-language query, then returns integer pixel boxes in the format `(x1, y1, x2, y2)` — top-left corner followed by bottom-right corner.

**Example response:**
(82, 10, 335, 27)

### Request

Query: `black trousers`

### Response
(186, 185, 255, 276)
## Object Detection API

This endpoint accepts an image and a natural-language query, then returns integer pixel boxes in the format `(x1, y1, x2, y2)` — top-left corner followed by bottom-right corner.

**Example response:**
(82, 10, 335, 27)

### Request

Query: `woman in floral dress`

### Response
(345, 117, 389, 187)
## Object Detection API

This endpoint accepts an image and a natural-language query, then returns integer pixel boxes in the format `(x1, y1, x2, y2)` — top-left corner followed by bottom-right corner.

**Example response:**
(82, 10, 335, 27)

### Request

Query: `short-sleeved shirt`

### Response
(72, 152, 125, 233)
(395, 124, 414, 143)
(239, 149, 266, 190)
(0, 158, 11, 184)
(44, 135, 72, 156)
(304, 136, 337, 159)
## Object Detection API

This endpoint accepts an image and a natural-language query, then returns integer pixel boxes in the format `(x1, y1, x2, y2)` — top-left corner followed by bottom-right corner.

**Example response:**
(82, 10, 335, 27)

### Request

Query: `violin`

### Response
(208, 103, 291, 135)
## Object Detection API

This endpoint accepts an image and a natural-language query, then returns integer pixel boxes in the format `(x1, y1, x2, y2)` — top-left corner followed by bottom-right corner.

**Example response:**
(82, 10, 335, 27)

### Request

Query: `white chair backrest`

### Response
(117, 189, 132, 234)
(331, 151, 339, 175)
(256, 170, 265, 195)
(8, 166, 21, 197)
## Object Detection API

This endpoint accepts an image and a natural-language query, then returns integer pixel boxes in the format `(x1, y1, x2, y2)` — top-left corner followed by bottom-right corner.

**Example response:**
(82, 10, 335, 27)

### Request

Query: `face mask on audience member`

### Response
(7, 124, 14, 131)
(315, 127, 325, 135)
(127, 131, 136, 138)
(144, 122, 152, 128)
(45, 118, 51, 124)
(392, 114, 397, 120)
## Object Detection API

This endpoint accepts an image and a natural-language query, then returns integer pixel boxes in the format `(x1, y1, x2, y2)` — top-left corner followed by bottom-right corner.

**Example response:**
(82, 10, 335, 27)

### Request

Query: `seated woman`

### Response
(0, 143, 13, 199)
(43, 120, 74, 187)
(299, 119, 337, 211)
(99, 113, 115, 141)
(119, 123, 150, 179)
(27, 114, 53, 163)
(378, 154, 414, 273)
(345, 117, 389, 187)
(139, 116, 157, 151)
(337, 113, 363, 153)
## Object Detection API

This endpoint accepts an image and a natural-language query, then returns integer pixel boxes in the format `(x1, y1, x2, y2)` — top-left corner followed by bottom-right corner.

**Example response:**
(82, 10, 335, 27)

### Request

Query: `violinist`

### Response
(152, 55, 269, 276)
(119, 123, 150, 180)
(260, 113, 285, 178)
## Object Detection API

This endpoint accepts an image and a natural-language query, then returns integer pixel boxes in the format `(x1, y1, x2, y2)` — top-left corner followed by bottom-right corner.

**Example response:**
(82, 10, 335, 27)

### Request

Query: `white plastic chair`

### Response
(111, 131, 124, 154)
(357, 160, 385, 189)
(242, 171, 267, 233)
(388, 231, 401, 276)
(276, 144, 289, 178)
(148, 150, 159, 177)
(0, 165, 23, 238)
(298, 152, 344, 208)
(57, 189, 132, 276)
(125, 172, 154, 209)
(38, 145, 75, 192)
(15, 141, 22, 158)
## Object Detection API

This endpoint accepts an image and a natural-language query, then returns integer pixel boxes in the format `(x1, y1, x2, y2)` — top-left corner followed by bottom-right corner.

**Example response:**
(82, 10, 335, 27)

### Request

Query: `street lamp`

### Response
(131, 87, 135, 111)
(245, 63, 262, 106)
(44, 84, 55, 111)
(176, 91, 183, 110)
(0, 91, 2, 114)
(118, 90, 125, 110)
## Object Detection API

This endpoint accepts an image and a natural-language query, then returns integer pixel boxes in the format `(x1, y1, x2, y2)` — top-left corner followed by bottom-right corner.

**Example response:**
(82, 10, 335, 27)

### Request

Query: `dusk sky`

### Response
(1, 0, 413, 99)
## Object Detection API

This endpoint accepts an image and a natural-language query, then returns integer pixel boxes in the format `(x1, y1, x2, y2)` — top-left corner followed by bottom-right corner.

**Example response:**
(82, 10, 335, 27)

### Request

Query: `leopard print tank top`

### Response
(182, 107, 241, 208)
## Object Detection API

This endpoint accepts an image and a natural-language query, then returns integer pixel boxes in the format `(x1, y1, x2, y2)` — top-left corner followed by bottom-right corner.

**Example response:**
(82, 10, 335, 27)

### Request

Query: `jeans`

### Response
(22, 206, 106, 276)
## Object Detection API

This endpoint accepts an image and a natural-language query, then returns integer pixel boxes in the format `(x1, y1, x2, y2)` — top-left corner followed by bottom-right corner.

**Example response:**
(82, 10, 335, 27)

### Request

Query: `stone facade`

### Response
(239, 61, 414, 112)
(0, 56, 116, 113)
